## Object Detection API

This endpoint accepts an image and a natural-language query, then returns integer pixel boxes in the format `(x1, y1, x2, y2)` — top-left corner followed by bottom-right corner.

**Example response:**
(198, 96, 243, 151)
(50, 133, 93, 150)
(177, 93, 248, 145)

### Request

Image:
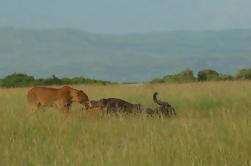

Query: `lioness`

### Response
(27, 86, 92, 112)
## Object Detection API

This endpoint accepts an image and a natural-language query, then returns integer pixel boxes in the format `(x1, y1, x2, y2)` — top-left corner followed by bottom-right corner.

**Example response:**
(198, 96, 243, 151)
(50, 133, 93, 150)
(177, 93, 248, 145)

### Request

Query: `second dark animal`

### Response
(153, 92, 176, 117)
(90, 93, 176, 117)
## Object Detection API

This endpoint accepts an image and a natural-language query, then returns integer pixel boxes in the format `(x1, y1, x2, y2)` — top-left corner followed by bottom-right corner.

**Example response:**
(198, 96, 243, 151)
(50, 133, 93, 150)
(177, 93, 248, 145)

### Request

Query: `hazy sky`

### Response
(0, 0, 251, 33)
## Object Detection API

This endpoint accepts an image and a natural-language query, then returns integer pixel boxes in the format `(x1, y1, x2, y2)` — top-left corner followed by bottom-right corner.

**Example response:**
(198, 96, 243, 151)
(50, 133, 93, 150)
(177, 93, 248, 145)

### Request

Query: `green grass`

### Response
(0, 82, 251, 166)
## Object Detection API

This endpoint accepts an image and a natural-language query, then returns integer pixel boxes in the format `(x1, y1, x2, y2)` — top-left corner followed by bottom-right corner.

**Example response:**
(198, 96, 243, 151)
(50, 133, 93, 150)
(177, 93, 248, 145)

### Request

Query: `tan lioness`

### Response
(27, 86, 92, 112)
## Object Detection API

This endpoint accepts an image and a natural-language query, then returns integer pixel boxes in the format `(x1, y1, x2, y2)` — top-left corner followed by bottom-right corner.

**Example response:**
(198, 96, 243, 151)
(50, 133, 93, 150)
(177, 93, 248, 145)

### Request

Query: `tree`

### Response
(176, 69, 196, 82)
(218, 74, 233, 81)
(40, 75, 63, 85)
(161, 69, 196, 83)
(236, 68, 251, 80)
(1, 73, 35, 87)
(197, 69, 220, 81)
(0, 73, 113, 87)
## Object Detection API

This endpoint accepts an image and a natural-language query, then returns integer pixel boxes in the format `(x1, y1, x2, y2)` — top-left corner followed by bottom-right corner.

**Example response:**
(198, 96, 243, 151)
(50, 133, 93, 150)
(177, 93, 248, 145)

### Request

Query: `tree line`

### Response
(150, 68, 251, 83)
(0, 73, 113, 88)
(0, 68, 250, 87)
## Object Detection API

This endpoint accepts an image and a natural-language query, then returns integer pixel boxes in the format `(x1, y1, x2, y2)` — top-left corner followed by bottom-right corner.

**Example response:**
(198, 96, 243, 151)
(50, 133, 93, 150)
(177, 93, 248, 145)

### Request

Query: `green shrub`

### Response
(151, 69, 196, 83)
(218, 74, 234, 81)
(149, 78, 166, 84)
(0, 73, 35, 87)
(0, 73, 112, 87)
(197, 69, 220, 81)
(39, 75, 64, 85)
(236, 68, 251, 80)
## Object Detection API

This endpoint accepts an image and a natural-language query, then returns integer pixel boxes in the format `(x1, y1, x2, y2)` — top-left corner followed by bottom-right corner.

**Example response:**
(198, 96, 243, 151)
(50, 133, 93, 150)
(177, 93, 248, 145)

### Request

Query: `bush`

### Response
(0, 73, 35, 87)
(218, 74, 234, 81)
(0, 73, 112, 87)
(163, 69, 196, 83)
(61, 77, 111, 85)
(149, 78, 165, 84)
(39, 75, 64, 85)
(236, 68, 251, 80)
(197, 69, 220, 81)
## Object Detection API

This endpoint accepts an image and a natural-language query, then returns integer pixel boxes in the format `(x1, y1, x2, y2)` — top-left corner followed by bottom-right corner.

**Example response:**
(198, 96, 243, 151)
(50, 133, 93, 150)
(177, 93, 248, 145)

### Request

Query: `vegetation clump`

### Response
(0, 68, 250, 87)
(150, 68, 250, 83)
(0, 73, 112, 88)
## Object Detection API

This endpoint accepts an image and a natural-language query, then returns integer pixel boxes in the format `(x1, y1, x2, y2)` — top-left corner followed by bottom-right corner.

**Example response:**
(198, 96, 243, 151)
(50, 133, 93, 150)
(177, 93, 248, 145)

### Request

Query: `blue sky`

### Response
(0, 0, 251, 33)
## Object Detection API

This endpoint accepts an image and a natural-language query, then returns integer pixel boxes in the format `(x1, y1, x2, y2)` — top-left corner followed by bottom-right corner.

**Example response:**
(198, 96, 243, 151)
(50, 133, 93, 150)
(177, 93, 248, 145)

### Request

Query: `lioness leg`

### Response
(55, 100, 69, 113)
(63, 104, 71, 113)
(29, 105, 36, 112)
(58, 103, 71, 113)
(28, 102, 39, 112)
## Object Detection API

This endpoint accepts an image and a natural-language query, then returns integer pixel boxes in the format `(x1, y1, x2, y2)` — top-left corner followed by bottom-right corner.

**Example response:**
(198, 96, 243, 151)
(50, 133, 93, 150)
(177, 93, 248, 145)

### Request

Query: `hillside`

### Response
(0, 28, 250, 82)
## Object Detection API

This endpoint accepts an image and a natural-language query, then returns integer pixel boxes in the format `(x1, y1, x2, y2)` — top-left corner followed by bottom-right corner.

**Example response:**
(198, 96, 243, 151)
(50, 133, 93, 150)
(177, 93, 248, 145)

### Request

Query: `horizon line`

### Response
(1, 26, 251, 36)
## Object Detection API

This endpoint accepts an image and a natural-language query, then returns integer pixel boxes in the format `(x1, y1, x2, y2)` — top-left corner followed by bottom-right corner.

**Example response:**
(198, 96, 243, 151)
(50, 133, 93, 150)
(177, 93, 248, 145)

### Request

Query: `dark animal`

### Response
(90, 98, 142, 114)
(153, 92, 176, 117)
(90, 92, 176, 117)
(27, 86, 92, 112)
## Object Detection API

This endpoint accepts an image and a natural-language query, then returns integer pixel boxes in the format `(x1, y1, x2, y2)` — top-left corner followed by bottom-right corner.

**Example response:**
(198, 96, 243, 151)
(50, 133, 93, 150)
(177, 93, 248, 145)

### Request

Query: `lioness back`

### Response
(27, 86, 91, 112)
(27, 87, 64, 106)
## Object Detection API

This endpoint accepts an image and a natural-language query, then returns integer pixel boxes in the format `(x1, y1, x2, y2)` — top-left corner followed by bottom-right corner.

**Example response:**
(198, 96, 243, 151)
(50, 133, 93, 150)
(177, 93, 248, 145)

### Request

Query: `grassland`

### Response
(0, 81, 251, 166)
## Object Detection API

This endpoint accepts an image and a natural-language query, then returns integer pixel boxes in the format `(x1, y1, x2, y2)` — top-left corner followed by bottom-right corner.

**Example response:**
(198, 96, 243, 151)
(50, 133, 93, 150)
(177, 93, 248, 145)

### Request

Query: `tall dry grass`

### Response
(0, 81, 251, 166)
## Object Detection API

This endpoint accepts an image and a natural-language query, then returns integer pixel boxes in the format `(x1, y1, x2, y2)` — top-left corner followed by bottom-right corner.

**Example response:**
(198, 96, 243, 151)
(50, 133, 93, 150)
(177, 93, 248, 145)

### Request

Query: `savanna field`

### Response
(0, 81, 251, 166)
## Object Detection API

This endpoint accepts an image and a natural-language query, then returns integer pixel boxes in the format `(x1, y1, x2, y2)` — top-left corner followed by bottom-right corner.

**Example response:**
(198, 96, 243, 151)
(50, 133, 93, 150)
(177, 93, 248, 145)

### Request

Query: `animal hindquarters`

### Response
(55, 100, 72, 113)
(27, 87, 59, 112)
(27, 89, 39, 112)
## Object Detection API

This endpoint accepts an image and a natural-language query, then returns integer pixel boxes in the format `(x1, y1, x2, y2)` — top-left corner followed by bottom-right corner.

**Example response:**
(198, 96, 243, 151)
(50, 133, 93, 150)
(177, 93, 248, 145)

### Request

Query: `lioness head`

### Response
(71, 89, 92, 109)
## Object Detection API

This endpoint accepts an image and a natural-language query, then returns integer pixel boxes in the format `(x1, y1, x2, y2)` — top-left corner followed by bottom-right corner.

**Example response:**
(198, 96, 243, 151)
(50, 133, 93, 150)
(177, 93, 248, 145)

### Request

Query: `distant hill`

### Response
(0, 27, 250, 82)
